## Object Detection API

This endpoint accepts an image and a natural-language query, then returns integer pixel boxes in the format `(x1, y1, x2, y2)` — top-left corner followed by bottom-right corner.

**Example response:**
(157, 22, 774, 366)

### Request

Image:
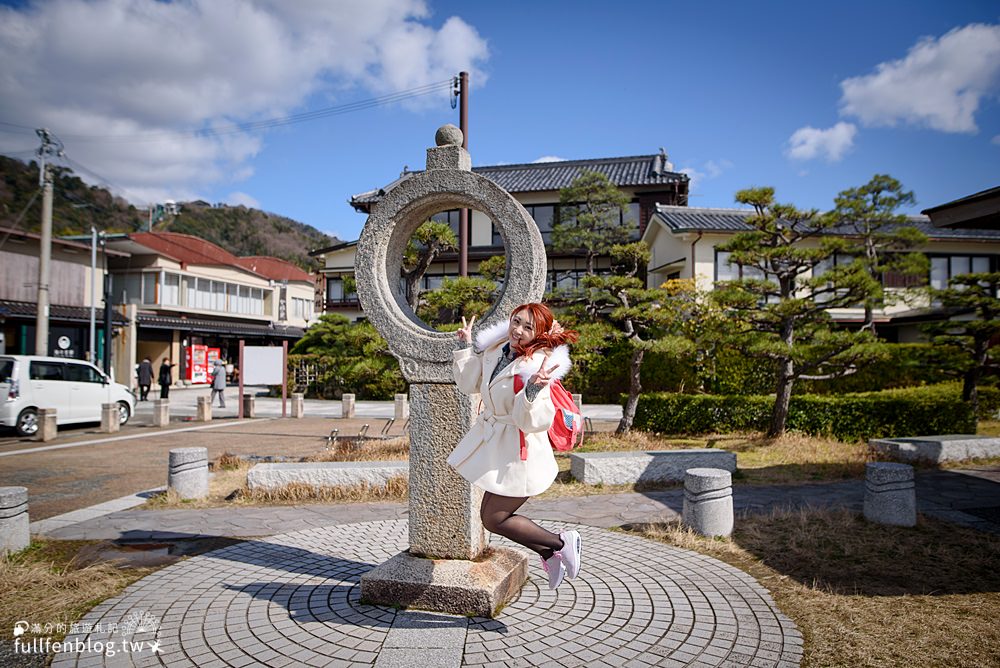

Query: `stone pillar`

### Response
(0, 487, 29, 555)
(197, 396, 212, 422)
(683, 468, 734, 537)
(572, 393, 583, 409)
(408, 384, 484, 559)
(35, 408, 57, 442)
(341, 393, 355, 419)
(864, 462, 916, 527)
(152, 400, 169, 427)
(242, 394, 255, 418)
(291, 393, 304, 418)
(394, 393, 409, 421)
(168, 448, 209, 499)
(100, 403, 120, 433)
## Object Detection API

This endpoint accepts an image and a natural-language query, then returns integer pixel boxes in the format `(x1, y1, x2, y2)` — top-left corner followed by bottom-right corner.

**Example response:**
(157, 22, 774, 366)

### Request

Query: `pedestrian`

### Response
(158, 358, 174, 399)
(137, 357, 153, 401)
(211, 359, 226, 407)
(447, 303, 582, 590)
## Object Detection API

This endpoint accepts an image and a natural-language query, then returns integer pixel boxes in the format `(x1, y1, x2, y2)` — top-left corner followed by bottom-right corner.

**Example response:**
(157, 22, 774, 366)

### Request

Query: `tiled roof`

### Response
(0, 300, 129, 324)
(136, 313, 303, 338)
(922, 185, 1000, 214)
(129, 232, 245, 269)
(350, 153, 688, 210)
(651, 205, 1000, 241)
(231, 256, 313, 283)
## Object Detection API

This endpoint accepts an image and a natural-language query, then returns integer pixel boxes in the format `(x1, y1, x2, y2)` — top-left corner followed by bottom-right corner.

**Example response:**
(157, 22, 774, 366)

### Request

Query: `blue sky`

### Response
(0, 0, 997, 242)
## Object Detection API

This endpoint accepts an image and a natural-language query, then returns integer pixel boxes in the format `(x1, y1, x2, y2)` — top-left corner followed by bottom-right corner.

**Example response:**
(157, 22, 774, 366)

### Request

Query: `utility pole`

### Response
(457, 71, 469, 277)
(34, 129, 62, 356)
(89, 227, 97, 362)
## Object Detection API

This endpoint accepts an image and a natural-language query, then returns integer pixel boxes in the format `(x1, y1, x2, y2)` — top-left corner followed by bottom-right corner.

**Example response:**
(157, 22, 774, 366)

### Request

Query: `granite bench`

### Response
(247, 461, 408, 491)
(869, 435, 1000, 464)
(570, 449, 737, 486)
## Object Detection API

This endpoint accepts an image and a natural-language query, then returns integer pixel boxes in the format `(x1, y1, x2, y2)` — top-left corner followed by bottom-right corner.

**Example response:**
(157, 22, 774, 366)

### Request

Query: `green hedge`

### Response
(632, 384, 978, 441)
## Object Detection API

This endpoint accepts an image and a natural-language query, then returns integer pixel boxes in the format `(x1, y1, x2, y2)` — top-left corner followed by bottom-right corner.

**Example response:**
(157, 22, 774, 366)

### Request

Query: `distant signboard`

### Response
(242, 346, 284, 385)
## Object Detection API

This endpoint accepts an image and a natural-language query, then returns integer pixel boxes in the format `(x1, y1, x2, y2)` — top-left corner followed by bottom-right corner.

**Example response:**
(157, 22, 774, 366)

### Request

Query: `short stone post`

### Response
(168, 448, 209, 499)
(35, 408, 57, 441)
(572, 393, 583, 409)
(394, 393, 409, 420)
(242, 393, 255, 418)
(864, 462, 916, 527)
(100, 403, 120, 433)
(291, 393, 304, 418)
(683, 468, 734, 537)
(341, 393, 355, 419)
(0, 487, 29, 554)
(151, 400, 169, 427)
(197, 396, 212, 422)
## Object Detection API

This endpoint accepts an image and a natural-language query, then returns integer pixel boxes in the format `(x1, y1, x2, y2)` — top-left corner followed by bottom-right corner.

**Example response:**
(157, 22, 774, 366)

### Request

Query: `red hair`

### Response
(511, 302, 579, 358)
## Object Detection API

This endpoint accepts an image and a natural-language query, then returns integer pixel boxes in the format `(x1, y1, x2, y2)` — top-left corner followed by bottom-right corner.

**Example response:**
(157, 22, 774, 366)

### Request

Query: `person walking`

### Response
(211, 359, 226, 408)
(447, 302, 583, 590)
(137, 357, 153, 401)
(158, 358, 175, 399)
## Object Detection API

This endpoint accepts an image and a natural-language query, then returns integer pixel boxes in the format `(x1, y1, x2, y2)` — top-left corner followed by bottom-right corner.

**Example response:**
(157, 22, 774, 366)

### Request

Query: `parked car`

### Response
(0, 355, 136, 437)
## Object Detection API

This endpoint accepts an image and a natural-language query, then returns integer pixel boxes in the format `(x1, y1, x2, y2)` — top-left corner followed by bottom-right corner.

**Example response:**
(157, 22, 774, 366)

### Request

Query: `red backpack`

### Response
(513, 375, 584, 460)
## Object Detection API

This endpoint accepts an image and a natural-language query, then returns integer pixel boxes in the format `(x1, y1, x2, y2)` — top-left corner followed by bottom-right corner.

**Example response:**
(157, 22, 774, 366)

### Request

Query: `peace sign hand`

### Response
(527, 353, 560, 388)
(457, 315, 476, 343)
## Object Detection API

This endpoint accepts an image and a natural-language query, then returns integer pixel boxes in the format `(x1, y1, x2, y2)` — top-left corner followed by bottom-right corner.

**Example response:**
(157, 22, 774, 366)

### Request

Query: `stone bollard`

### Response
(291, 393, 304, 418)
(572, 393, 583, 409)
(35, 408, 57, 442)
(864, 462, 916, 527)
(152, 400, 169, 427)
(342, 393, 356, 419)
(168, 448, 209, 499)
(0, 487, 29, 554)
(242, 394, 255, 418)
(394, 393, 409, 420)
(197, 396, 212, 422)
(683, 468, 734, 537)
(100, 403, 120, 433)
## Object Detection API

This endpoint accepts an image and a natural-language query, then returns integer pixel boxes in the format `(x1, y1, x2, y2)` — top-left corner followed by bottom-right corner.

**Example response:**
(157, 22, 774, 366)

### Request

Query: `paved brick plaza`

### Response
(50, 520, 802, 667)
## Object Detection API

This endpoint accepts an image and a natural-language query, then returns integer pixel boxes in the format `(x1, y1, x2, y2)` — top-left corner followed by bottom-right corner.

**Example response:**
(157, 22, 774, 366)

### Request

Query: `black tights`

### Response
(480, 491, 564, 560)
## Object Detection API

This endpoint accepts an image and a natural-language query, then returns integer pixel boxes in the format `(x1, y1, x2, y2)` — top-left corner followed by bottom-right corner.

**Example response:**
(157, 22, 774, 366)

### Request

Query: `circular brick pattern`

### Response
(51, 520, 802, 667)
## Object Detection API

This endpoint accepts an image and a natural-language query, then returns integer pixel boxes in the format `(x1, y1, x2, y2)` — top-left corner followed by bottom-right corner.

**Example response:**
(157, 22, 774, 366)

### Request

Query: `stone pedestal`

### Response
(361, 547, 527, 618)
(35, 408, 57, 441)
(0, 487, 29, 555)
(168, 447, 209, 499)
(197, 396, 212, 422)
(864, 462, 916, 527)
(409, 384, 485, 559)
(572, 393, 583, 409)
(342, 393, 355, 419)
(242, 394, 255, 418)
(100, 403, 120, 433)
(152, 400, 169, 427)
(394, 393, 409, 420)
(291, 393, 304, 418)
(683, 468, 734, 537)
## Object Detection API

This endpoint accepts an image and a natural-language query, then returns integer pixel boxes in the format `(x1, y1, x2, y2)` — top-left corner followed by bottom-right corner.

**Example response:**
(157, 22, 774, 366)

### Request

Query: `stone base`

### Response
(360, 547, 527, 618)
(869, 434, 1000, 464)
(571, 449, 736, 485)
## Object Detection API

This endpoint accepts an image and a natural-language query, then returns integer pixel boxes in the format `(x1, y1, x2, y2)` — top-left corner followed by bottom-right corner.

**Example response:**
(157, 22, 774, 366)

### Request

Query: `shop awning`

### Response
(136, 313, 303, 338)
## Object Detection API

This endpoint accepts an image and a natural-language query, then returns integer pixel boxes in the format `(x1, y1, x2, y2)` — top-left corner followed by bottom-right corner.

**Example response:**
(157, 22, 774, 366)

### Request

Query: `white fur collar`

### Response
(473, 320, 572, 382)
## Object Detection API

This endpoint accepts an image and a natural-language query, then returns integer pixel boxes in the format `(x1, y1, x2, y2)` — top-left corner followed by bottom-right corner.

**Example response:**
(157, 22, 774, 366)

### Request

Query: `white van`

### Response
(0, 355, 136, 437)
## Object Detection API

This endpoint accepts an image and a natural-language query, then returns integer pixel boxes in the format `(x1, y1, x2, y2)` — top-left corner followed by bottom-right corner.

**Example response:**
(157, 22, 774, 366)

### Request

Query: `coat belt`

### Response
(479, 412, 517, 441)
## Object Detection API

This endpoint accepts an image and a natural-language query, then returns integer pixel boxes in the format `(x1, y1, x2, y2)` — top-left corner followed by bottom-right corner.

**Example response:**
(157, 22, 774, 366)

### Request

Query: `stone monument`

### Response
(357, 124, 547, 617)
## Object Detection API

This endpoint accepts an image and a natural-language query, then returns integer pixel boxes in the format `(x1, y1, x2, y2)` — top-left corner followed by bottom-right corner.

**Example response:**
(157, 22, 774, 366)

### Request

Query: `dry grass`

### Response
(0, 540, 155, 644)
(626, 509, 1000, 667)
(242, 477, 408, 504)
(305, 436, 409, 462)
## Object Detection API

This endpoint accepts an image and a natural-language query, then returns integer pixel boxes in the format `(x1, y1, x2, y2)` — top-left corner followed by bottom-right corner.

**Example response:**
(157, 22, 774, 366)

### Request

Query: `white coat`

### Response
(446, 320, 572, 498)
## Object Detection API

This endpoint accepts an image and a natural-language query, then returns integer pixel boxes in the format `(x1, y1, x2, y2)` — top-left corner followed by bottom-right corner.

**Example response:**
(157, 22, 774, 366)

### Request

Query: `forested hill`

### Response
(0, 156, 338, 270)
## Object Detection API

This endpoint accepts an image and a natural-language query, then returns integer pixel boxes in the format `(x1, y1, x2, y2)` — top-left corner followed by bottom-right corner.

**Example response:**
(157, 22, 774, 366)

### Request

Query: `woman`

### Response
(158, 358, 174, 399)
(447, 303, 582, 590)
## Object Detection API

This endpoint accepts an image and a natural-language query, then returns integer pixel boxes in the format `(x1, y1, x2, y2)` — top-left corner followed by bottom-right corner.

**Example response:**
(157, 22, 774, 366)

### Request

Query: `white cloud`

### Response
(533, 155, 566, 163)
(226, 192, 261, 209)
(993, 135, 1000, 146)
(678, 158, 733, 192)
(703, 159, 734, 179)
(678, 167, 704, 191)
(839, 23, 1000, 133)
(0, 0, 489, 204)
(786, 122, 857, 162)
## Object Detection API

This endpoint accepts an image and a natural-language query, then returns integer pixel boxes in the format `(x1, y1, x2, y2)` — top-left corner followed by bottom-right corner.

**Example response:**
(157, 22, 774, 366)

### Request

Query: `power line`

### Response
(0, 187, 42, 251)
(61, 155, 152, 207)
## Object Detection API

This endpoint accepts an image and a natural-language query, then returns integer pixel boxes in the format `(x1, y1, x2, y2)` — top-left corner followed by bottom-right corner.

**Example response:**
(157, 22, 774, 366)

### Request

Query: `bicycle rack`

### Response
(380, 418, 395, 436)
(401, 418, 410, 433)
(326, 428, 339, 449)
(584, 416, 594, 433)
(358, 423, 370, 440)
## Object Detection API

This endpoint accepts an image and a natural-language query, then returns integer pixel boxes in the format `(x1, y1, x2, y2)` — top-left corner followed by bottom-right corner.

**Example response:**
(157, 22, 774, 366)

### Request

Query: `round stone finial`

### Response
(435, 124, 464, 147)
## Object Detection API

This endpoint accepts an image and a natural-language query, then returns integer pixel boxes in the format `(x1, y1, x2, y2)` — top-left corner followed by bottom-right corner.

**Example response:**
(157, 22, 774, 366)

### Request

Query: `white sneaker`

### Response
(557, 530, 582, 579)
(540, 555, 566, 590)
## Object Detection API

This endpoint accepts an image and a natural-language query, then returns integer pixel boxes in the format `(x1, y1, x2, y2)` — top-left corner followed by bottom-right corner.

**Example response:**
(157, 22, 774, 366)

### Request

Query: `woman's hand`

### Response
(527, 352, 560, 387)
(550, 320, 564, 336)
(457, 314, 476, 343)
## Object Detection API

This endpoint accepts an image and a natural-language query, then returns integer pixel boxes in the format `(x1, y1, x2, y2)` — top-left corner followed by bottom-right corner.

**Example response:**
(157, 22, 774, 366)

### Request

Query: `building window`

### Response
(162, 273, 180, 306)
(930, 255, 992, 290)
(493, 204, 557, 245)
(715, 250, 765, 282)
(431, 209, 461, 238)
(142, 273, 157, 304)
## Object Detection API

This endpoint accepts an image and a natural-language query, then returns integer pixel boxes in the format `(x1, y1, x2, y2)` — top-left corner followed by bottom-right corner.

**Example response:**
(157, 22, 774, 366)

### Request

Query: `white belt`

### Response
(479, 412, 517, 441)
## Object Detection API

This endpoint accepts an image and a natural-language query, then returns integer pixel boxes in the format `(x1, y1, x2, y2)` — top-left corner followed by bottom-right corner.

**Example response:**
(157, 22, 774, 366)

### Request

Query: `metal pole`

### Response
(34, 160, 53, 355)
(102, 273, 112, 376)
(89, 227, 97, 362)
(281, 340, 288, 418)
(459, 70, 469, 277)
(238, 339, 245, 420)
